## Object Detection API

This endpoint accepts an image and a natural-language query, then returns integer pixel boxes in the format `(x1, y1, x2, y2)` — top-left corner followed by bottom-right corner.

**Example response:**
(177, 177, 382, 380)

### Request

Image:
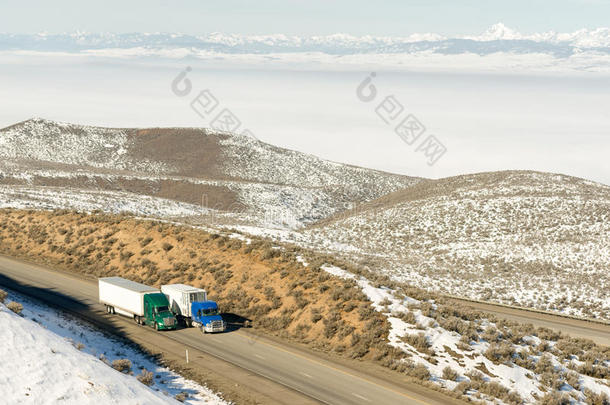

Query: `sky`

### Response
(1, 0, 609, 36)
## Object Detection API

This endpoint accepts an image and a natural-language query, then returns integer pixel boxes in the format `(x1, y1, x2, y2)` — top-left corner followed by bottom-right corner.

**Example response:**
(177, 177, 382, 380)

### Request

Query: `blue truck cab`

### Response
(192, 301, 226, 333)
(161, 284, 226, 333)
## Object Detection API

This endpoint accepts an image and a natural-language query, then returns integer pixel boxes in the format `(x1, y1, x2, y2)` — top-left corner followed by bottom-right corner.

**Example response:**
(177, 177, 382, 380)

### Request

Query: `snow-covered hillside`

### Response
(2, 119, 609, 322)
(320, 263, 610, 405)
(0, 118, 418, 228)
(0, 289, 228, 405)
(303, 171, 610, 319)
(217, 130, 417, 193)
(0, 119, 168, 173)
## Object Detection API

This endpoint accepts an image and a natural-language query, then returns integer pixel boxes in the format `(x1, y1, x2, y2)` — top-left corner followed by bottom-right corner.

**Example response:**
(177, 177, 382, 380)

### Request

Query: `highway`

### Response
(2, 255, 608, 404)
(451, 299, 610, 347)
(0, 255, 462, 405)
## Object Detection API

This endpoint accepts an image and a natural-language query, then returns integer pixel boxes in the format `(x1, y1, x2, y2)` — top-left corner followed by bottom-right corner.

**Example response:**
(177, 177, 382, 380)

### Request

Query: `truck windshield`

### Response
(155, 306, 170, 313)
(201, 308, 219, 316)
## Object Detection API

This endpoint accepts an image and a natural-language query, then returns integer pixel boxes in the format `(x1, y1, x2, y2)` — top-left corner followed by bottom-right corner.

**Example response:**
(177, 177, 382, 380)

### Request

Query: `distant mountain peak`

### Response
(480, 22, 521, 40)
(0, 117, 418, 187)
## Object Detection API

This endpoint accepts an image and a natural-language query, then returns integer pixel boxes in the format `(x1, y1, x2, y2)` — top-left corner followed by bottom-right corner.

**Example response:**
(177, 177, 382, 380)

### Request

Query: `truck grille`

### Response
(211, 320, 223, 330)
(163, 317, 175, 326)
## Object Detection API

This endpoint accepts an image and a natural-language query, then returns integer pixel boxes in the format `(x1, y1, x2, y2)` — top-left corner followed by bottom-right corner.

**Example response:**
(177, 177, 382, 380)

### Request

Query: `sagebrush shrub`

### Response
(111, 359, 132, 373)
(484, 342, 515, 364)
(401, 333, 433, 355)
(442, 366, 459, 381)
(137, 369, 154, 386)
(538, 391, 571, 405)
(408, 364, 430, 381)
(7, 301, 23, 315)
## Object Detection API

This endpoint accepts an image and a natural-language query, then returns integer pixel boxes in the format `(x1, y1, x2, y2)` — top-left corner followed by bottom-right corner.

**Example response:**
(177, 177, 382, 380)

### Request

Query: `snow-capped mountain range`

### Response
(2, 23, 610, 56)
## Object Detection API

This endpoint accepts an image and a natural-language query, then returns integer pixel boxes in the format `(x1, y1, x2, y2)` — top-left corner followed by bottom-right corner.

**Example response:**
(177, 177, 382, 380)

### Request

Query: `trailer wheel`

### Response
(111, 307, 115, 315)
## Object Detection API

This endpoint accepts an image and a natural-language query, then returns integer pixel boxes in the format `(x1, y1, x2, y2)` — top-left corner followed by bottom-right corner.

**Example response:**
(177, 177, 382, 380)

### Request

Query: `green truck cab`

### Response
(99, 277, 177, 331)
(143, 293, 177, 331)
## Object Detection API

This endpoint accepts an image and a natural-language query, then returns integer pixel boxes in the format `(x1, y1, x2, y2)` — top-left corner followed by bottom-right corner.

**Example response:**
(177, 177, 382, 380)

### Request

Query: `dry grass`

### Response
(3, 208, 608, 405)
(538, 391, 572, 405)
(583, 389, 610, 405)
(406, 362, 431, 381)
(0, 209, 390, 362)
(453, 379, 522, 404)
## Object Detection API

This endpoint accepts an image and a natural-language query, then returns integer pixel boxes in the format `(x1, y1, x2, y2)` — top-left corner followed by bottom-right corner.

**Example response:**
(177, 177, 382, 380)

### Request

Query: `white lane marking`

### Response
(299, 372, 313, 379)
(253, 354, 265, 360)
(352, 393, 371, 402)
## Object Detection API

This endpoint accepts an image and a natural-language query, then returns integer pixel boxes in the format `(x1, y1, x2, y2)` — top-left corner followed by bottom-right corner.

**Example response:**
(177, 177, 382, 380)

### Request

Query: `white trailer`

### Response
(161, 284, 207, 327)
(99, 277, 159, 322)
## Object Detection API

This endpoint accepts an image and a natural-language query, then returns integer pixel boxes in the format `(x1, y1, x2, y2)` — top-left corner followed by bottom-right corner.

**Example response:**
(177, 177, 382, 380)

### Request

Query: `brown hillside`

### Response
(127, 128, 226, 179)
(0, 209, 392, 360)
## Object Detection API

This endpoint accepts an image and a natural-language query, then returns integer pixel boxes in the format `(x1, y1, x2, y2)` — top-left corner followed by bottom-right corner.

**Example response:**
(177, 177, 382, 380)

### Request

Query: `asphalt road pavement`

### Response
(0, 255, 463, 405)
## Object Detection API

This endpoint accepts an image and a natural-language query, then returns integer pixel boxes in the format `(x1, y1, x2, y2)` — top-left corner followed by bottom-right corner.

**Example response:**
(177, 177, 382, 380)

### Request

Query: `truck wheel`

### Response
(200, 326, 206, 334)
(186, 319, 192, 328)
(155, 323, 159, 331)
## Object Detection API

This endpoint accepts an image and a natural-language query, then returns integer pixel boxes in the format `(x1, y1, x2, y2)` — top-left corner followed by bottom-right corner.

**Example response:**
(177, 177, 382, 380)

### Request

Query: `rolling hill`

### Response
(304, 171, 610, 319)
(0, 118, 419, 228)
(1, 119, 608, 320)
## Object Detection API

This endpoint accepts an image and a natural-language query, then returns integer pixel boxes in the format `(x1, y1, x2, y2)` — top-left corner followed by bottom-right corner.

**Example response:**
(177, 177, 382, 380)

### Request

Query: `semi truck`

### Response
(99, 277, 177, 331)
(161, 284, 225, 333)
